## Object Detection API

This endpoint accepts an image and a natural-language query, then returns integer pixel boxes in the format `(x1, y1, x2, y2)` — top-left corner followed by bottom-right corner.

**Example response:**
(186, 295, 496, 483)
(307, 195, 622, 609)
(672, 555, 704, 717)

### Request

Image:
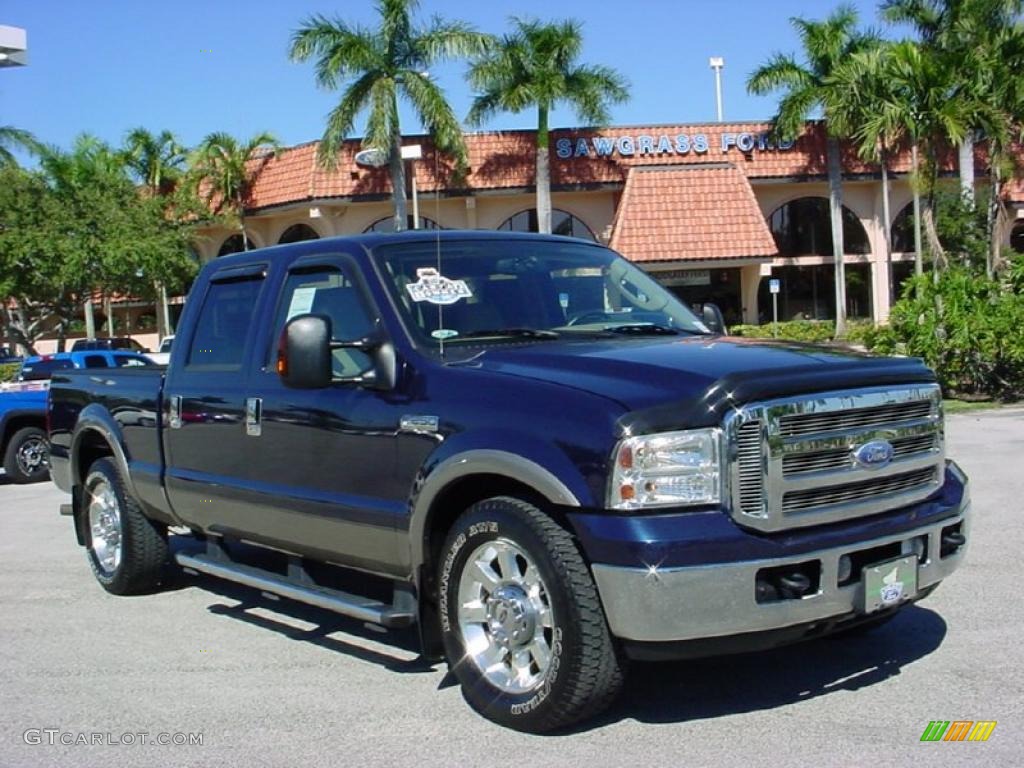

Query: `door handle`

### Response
(169, 395, 182, 429)
(245, 397, 262, 437)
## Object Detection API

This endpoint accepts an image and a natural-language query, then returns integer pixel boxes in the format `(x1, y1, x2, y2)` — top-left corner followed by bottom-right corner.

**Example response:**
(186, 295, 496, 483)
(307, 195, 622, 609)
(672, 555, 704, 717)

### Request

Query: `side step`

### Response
(175, 552, 416, 629)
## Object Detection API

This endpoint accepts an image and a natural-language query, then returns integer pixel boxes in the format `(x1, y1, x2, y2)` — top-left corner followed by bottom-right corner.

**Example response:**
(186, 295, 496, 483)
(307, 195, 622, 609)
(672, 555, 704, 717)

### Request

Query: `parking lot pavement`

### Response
(1, 409, 1022, 768)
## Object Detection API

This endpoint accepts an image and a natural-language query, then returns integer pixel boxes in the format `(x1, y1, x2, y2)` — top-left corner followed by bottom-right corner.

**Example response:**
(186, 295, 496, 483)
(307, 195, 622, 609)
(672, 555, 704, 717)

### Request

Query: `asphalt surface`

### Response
(1, 409, 1022, 768)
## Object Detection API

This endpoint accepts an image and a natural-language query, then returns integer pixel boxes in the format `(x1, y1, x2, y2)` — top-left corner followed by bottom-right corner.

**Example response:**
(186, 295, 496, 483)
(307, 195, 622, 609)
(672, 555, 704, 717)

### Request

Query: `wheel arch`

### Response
(70, 406, 139, 503)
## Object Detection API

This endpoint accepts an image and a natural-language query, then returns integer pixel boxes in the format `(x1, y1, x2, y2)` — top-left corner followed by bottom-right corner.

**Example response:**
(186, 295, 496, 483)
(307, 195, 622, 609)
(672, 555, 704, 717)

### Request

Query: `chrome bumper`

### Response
(591, 470, 970, 644)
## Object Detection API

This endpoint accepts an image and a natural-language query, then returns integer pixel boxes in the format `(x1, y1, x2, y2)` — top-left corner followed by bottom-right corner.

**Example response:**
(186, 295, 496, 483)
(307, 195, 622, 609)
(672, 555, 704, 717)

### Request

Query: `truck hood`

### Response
(452, 335, 936, 431)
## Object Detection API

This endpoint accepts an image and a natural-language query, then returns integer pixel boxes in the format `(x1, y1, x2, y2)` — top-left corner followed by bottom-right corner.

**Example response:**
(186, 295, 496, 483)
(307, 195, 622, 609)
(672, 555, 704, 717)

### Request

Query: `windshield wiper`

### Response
(603, 323, 681, 336)
(455, 328, 561, 340)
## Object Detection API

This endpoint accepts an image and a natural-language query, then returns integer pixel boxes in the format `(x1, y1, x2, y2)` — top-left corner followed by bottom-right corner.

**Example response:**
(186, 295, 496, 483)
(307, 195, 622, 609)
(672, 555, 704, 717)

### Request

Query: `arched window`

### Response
(891, 203, 917, 253)
(498, 209, 597, 241)
(278, 224, 321, 244)
(1011, 222, 1024, 254)
(768, 197, 870, 256)
(217, 234, 255, 257)
(364, 215, 439, 233)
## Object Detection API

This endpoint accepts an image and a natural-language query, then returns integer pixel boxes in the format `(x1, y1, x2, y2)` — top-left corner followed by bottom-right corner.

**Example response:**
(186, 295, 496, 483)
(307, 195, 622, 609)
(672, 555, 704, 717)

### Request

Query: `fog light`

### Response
(838, 555, 853, 584)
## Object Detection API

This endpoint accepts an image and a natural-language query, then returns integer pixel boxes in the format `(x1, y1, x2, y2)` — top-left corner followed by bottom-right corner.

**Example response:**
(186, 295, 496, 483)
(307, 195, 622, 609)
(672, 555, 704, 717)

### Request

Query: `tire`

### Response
(83, 458, 168, 595)
(3, 426, 50, 484)
(438, 496, 625, 732)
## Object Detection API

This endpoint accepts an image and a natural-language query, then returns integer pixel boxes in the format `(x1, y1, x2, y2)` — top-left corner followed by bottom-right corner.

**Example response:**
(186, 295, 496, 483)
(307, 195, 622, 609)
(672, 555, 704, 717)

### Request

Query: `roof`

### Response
(238, 121, 924, 213)
(608, 164, 778, 262)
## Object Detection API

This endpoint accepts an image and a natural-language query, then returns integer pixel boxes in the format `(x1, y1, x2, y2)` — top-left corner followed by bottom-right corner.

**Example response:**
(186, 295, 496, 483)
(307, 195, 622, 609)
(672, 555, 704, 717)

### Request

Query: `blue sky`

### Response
(2, 0, 900, 156)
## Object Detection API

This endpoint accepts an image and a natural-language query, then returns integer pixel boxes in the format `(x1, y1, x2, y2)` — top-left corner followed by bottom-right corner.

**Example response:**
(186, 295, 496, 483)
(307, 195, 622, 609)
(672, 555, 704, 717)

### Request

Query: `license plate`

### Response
(861, 555, 918, 614)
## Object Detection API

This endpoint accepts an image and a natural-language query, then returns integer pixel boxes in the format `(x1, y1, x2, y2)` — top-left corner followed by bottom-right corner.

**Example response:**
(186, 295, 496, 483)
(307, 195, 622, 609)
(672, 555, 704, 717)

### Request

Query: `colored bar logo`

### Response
(920, 720, 997, 742)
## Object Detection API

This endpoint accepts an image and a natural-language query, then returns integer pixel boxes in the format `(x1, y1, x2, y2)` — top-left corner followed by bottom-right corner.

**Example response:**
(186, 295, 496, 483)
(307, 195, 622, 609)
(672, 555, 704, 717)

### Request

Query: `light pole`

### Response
(709, 56, 724, 122)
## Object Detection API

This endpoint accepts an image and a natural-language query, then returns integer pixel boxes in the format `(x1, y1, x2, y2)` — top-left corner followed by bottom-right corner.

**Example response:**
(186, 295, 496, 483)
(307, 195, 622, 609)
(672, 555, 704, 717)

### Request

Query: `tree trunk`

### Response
(986, 161, 1003, 279)
(84, 299, 96, 338)
(239, 198, 249, 251)
(536, 104, 552, 235)
(880, 144, 894, 307)
(826, 137, 847, 337)
(958, 133, 975, 206)
(390, 132, 408, 232)
(911, 144, 924, 282)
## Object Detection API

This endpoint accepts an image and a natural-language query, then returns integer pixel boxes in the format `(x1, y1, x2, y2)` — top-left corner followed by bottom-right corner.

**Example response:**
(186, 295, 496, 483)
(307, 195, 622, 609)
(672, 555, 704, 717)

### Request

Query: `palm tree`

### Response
(861, 40, 980, 273)
(827, 43, 900, 302)
(191, 131, 279, 251)
(122, 127, 187, 195)
(881, 0, 1023, 210)
(289, 1, 489, 231)
(467, 18, 628, 235)
(0, 126, 41, 168)
(748, 5, 878, 336)
(122, 128, 189, 337)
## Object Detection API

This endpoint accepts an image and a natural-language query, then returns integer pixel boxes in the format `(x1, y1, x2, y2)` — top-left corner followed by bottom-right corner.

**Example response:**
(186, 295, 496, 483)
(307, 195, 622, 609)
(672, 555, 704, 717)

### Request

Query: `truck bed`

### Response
(48, 367, 167, 514)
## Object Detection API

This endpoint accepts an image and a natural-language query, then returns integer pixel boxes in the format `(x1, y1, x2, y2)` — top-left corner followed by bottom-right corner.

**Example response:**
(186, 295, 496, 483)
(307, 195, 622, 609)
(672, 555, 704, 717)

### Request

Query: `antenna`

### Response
(435, 147, 444, 357)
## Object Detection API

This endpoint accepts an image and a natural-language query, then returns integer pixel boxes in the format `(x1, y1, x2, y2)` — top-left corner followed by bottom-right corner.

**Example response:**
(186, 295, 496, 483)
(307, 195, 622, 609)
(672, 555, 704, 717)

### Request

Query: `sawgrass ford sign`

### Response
(556, 131, 796, 159)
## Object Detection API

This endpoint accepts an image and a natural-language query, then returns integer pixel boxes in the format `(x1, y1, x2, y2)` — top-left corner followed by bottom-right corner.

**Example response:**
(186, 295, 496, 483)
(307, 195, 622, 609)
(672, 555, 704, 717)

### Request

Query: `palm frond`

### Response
(316, 72, 379, 168)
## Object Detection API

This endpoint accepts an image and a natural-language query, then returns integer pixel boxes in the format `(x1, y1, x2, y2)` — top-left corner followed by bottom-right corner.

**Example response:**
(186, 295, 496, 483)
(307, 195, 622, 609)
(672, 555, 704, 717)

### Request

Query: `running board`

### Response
(175, 552, 416, 629)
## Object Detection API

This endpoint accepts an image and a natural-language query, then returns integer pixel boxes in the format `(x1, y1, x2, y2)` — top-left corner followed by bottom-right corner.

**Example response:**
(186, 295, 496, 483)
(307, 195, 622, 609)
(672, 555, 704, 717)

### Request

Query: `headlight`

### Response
(609, 428, 721, 510)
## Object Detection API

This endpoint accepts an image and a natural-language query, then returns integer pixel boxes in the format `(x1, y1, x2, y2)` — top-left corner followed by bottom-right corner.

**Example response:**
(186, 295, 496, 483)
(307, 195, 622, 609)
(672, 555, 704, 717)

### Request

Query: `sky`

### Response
(1, 0, 904, 159)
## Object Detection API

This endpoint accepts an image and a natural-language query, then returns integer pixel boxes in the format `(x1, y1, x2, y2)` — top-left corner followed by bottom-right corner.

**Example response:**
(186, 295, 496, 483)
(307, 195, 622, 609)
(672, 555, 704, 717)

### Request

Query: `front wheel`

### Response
(3, 426, 50, 483)
(438, 496, 624, 732)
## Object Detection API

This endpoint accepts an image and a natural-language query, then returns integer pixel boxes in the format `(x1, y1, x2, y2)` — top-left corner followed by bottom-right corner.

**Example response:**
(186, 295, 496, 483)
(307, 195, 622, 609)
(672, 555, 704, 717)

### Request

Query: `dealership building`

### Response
(193, 120, 1024, 327)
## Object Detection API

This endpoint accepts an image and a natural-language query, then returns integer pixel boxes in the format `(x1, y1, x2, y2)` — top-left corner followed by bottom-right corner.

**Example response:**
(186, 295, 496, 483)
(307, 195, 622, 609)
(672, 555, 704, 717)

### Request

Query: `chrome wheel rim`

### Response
(457, 538, 555, 695)
(16, 436, 47, 477)
(88, 480, 122, 575)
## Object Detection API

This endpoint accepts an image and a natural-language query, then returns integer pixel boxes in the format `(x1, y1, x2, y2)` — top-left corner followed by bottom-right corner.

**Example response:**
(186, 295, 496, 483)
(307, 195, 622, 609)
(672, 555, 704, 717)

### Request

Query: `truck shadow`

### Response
(166, 538, 947, 727)
(582, 604, 947, 731)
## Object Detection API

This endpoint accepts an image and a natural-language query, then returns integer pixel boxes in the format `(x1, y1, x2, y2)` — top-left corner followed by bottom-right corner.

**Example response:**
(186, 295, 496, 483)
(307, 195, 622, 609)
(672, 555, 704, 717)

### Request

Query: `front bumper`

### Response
(589, 461, 970, 644)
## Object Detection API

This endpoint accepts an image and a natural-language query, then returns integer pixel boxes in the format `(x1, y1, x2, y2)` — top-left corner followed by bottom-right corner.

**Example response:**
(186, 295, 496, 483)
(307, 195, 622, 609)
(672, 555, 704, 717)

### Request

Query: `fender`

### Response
(407, 448, 583, 575)
(70, 404, 141, 503)
(0, 407, 47, 446)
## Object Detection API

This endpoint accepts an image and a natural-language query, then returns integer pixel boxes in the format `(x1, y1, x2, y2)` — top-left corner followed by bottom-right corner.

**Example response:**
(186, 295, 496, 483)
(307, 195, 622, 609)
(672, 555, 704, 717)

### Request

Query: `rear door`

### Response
(163, 264, 270, 531)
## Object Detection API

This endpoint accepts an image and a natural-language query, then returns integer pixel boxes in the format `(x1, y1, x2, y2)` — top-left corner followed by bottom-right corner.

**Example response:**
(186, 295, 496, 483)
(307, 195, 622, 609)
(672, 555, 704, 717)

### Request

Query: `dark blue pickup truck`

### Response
(48, 231, 969, 731)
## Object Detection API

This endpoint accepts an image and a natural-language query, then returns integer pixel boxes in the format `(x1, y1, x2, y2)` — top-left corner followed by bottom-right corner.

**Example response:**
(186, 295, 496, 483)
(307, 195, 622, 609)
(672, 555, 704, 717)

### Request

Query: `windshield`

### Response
(375, 239, 708, 349)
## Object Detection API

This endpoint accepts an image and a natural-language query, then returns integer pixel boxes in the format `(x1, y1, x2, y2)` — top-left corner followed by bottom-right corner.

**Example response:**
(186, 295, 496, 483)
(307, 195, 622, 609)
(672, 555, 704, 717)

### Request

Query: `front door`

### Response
(237, 258, 410, 575)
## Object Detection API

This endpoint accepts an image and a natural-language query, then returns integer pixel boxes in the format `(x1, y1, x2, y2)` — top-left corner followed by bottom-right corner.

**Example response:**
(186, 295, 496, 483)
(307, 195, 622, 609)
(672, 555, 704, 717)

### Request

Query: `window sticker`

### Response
(286, 286, 317, 320)
(404, 267, 472, 305)
(431, 329, 459, 340)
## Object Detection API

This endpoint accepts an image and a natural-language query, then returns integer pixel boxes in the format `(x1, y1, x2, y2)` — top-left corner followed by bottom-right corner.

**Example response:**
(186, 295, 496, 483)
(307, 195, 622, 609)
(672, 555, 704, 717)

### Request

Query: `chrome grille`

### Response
(736, 420, 764, 517)
(782, 467, 938, 513)
(727, 384, 944, 532)
(778, 400, 932, 437)
(782, 433, 938, 476)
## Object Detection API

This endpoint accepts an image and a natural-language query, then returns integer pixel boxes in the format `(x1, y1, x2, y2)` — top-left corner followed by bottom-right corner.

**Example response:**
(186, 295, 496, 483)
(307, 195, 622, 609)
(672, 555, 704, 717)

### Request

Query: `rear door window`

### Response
(186, 276, 265, 370)
(83, 355, 109, 369)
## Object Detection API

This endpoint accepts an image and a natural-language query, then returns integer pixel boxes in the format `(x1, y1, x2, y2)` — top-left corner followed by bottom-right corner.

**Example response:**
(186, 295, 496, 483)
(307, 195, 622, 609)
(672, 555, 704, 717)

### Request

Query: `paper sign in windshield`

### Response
(405, 268, 472, 305)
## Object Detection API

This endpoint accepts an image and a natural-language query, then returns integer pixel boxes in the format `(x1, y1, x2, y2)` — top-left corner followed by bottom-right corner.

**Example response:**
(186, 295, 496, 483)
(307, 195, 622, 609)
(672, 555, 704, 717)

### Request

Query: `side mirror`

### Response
(278, 315, 333, 389)
(701, 303, 727, 335)
(278, 314, 397, 390)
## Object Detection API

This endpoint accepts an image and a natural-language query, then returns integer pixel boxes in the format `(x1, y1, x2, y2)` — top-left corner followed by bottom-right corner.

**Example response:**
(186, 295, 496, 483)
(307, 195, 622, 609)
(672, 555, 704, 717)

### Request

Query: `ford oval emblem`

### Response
(853, 439, 894, 469)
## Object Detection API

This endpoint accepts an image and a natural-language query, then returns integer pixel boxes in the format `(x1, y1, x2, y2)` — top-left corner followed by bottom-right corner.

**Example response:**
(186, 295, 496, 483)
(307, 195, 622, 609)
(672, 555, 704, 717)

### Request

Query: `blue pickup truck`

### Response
(1, 351, 153, 483)
(47, 232, 969, 731)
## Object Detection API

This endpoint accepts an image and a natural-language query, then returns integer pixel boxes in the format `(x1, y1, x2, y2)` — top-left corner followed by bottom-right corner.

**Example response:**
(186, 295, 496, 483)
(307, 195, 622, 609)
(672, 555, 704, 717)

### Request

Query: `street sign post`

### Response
(769, 278, 780, 337)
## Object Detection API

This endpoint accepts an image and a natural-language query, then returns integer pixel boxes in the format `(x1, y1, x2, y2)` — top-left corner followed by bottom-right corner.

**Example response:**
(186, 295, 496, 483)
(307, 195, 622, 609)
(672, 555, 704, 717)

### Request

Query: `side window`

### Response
(187, 276, 264, 369)
(270, 267, 375, 378)
(83, 355, 108, 369)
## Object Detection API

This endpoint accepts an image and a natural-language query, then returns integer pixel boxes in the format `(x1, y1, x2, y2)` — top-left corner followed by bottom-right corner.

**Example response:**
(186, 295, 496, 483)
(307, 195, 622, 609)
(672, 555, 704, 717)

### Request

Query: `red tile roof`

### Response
(236, 121, 1010, 214)
(609, 164, 778, 263)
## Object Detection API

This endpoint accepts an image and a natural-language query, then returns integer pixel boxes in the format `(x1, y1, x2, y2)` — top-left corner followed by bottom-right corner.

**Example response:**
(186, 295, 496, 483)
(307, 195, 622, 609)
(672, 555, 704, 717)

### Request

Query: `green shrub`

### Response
(729, 319, 874, 345)
(0, 362, 20, 383)
(872, 268, 1024, 398)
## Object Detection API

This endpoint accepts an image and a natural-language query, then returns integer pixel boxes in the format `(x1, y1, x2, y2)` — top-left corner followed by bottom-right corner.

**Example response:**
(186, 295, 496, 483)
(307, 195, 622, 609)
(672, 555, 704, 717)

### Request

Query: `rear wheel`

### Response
(438, 496, 624, 732)
(3, 426, 49, 483)
(83, 458, 168, 594)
